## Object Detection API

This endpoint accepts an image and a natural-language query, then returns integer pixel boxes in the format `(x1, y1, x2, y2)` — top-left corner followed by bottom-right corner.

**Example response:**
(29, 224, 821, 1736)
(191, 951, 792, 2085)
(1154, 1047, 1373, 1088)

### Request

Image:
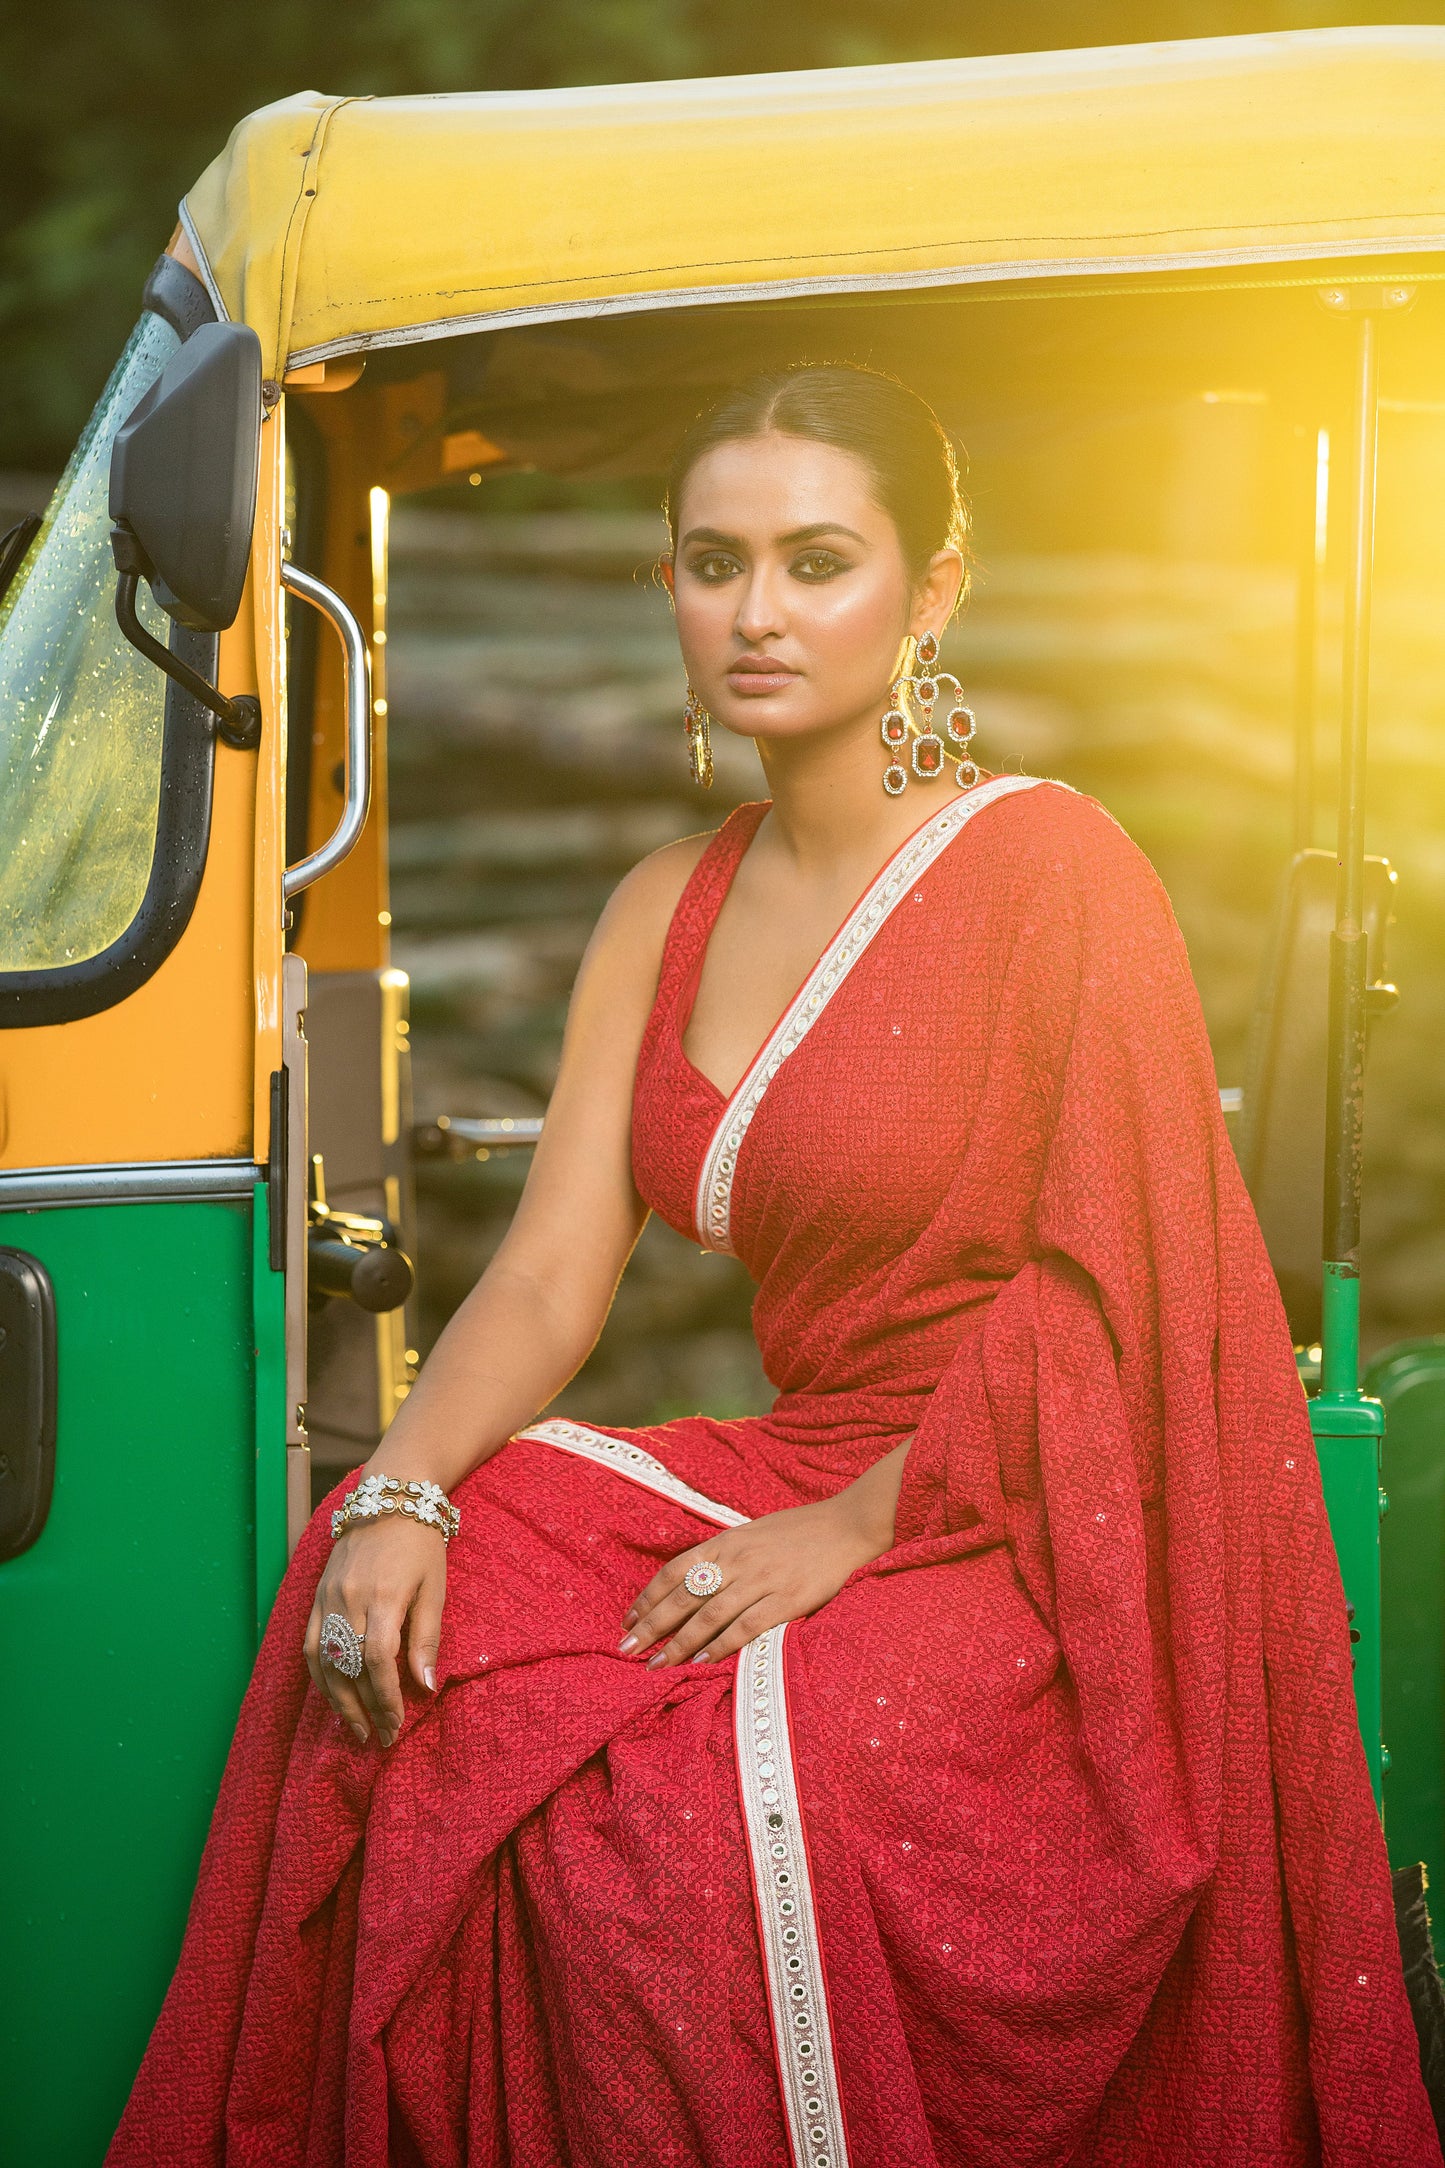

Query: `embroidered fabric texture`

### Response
(693, 774, 1047, 1252)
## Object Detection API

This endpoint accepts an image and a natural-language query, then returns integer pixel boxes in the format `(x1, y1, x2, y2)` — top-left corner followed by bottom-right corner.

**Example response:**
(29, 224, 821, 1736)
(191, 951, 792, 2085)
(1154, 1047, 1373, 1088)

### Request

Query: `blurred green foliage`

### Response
(3, 0, 1441, 468)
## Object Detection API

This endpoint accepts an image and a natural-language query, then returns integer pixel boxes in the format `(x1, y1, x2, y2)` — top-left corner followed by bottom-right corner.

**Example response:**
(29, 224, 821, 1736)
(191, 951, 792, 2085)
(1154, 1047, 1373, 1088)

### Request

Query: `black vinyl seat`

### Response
(1235, 847, 1397, 1345)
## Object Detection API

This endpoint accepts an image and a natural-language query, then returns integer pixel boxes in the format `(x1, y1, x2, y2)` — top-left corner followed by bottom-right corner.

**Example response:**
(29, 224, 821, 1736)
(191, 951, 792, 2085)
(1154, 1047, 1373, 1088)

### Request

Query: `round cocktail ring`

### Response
(320, 1613, 366, 1680)
(683, 1561, 725, 1599)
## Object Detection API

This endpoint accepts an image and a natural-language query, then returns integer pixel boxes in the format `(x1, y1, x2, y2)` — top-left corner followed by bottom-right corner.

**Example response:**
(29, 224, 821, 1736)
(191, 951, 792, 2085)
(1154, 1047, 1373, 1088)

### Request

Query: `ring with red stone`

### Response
(683, 1561, 725, 1599)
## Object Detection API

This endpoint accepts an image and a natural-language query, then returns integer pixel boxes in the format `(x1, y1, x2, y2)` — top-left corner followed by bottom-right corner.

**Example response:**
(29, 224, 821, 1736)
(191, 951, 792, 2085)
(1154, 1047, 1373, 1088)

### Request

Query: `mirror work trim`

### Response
(0, 257, 221, 1031)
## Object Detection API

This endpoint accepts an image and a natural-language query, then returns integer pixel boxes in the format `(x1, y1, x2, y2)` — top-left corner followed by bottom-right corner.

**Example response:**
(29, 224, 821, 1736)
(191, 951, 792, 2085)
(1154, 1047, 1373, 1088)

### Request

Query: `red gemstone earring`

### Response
(880, 683, 910, 794)
(881, 632, 977, 794)
(683, 684, 714, 788)
(909, 631, 947, 781)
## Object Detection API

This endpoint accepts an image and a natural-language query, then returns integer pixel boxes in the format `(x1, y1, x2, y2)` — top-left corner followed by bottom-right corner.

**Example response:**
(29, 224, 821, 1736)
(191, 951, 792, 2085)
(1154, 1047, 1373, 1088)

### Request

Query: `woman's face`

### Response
(665, 433, 959, 749)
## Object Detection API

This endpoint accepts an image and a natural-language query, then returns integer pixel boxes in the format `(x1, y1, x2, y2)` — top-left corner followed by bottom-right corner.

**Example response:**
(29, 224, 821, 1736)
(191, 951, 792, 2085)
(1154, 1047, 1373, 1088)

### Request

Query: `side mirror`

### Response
(108, 321, 264, 748)
(110, 321, 262, 631)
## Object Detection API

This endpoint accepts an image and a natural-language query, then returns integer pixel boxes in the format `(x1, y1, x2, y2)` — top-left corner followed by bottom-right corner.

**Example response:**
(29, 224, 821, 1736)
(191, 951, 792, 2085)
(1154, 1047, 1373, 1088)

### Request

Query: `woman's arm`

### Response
(305, 834, 710, 1746)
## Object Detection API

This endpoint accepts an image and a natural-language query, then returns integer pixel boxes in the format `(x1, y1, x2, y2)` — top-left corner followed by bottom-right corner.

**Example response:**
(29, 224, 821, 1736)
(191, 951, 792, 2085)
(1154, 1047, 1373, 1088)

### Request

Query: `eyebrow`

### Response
(679, 522, 870, 549)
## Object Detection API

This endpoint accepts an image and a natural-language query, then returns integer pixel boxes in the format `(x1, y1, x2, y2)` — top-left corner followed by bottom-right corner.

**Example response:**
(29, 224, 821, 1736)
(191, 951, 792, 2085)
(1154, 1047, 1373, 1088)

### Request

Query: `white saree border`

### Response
(522, 1424, 849, 2163)
(516, 1417, 749, 1528)
(735, 1622, 850, 2168)
(693, 772, 1051, 1254)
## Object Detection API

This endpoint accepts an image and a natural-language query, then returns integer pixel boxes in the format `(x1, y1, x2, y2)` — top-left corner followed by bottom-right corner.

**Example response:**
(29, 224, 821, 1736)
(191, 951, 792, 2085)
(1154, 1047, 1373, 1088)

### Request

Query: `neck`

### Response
(751, 698, 941, 877)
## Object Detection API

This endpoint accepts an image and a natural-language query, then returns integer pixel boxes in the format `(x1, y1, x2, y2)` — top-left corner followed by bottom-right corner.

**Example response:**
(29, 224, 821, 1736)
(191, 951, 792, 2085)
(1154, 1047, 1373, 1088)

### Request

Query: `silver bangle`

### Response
(330, 1472, 460, 1544)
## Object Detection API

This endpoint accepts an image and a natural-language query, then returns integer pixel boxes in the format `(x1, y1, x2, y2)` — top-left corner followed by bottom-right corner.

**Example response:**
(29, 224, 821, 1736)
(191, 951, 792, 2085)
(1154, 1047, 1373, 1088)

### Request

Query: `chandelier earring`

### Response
(879, 630, 978, 795)
(683, 684, 714, 789)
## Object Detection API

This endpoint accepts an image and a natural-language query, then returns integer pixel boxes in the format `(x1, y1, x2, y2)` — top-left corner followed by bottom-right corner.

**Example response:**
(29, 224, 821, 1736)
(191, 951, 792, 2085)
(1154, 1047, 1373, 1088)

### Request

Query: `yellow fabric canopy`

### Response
(181, 28, 1445, 379)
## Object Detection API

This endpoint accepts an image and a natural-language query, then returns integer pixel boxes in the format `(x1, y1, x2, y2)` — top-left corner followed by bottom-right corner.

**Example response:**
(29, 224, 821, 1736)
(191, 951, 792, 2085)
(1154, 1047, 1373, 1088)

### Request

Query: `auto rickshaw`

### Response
(3, 26, 1444, 2160)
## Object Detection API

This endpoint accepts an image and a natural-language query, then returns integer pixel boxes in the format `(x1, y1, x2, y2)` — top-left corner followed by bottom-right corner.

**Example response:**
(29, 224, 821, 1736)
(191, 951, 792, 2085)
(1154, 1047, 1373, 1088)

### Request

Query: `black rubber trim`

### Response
(267, 1067, 288, 1273)
(142, 253, 217, 343)
(0, 624, 219, 1027)
(0, 268, 226, 1030)
(0, 514, 42, 610)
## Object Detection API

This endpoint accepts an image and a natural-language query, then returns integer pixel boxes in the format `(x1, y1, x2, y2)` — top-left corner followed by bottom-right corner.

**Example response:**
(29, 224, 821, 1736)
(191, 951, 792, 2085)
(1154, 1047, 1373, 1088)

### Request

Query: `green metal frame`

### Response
(1313, 1265, 1386, 1805)
(0, 1180, 286, 2165)
(1365, 1338, 1445, 1923)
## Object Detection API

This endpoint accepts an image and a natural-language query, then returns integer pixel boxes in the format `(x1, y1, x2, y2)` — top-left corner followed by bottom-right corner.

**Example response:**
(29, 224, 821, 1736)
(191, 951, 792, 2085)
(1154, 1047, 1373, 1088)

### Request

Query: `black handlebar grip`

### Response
(308, 1235, 415, 1314)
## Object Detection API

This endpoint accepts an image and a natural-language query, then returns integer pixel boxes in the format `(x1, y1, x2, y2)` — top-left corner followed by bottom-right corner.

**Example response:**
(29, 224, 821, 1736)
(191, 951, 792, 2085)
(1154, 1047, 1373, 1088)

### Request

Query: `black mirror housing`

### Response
(109, 321, 262, 633)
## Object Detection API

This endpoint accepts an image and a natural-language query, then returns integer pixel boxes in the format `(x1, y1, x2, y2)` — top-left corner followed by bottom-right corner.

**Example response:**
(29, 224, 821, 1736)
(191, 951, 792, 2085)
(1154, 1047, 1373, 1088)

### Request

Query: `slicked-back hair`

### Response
(665, 361, 968, 592)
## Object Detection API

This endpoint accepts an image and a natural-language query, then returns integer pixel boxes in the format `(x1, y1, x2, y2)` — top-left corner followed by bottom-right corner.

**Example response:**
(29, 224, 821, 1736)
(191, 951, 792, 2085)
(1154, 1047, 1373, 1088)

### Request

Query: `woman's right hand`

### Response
(304, 1515, 447, 1748)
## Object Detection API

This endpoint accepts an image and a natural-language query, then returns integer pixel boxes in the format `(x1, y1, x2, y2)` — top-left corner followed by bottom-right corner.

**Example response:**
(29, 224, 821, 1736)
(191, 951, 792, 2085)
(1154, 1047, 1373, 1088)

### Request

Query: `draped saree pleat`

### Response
(108, 777, 1439, 2168)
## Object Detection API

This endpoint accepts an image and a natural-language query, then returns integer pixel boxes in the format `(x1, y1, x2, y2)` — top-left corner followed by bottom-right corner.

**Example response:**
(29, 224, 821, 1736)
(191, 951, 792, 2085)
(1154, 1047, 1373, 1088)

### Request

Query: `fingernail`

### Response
(623, 1609, 638, 1626)
(351, 1723, 368, 1744)
(618, 1634, 638, 1653)
(690, 1651, 711, 1663)
(647, 1652, 667, 1669)
(423, 1666, 436, 1692)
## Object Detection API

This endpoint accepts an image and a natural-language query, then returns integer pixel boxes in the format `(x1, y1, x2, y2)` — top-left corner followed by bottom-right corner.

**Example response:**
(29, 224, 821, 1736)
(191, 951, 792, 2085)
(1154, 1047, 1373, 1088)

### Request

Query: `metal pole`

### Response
(1309, 283, 1414, 1812)
(1291, 426, 1327, 855)
(1320, 313, 1379, 1393)
(1299, 422, 1325, 854)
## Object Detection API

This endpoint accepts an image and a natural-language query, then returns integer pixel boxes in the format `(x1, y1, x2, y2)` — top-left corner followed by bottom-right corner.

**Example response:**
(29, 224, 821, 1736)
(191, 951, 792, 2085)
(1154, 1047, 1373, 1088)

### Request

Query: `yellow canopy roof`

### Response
(182, 27, 1445, 380)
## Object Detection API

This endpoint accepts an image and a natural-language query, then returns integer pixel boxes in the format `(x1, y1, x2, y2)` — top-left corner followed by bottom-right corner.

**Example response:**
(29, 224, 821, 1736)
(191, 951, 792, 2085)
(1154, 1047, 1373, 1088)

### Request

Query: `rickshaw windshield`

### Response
(0, 312, 178, 972)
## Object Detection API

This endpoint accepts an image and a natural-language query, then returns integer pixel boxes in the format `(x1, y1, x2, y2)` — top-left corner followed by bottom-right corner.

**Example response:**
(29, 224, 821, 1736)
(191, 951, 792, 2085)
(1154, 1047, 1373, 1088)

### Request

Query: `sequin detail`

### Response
(692, 775, 1048, 1253)
(736, 1624, 850, 2168)
(517, 1419, 748, 1528)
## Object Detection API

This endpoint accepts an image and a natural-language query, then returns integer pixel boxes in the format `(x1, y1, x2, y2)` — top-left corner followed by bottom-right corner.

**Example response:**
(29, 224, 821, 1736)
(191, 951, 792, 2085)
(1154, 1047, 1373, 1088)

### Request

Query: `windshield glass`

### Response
(0, 313, 179, 971)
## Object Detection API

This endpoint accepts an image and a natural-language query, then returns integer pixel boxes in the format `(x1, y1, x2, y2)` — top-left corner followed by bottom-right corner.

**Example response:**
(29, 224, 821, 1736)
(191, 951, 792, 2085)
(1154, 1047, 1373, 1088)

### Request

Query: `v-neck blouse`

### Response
(631, 776, 1053, 1289)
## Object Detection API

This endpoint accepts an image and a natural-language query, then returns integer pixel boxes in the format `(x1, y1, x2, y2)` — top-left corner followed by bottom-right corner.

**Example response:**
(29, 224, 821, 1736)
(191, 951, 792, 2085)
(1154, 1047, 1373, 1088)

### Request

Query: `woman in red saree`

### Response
(110, 365, 1437, 2167)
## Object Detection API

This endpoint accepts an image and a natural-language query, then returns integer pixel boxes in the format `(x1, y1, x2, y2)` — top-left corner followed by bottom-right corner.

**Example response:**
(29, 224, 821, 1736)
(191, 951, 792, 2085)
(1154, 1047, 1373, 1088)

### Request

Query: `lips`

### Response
(726, 655, 798, 696)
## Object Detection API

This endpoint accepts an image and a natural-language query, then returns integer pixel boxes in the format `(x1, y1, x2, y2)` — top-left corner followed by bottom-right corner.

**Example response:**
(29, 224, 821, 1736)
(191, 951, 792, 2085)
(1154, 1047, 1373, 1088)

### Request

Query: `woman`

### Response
(109, 364, 1437, 2168)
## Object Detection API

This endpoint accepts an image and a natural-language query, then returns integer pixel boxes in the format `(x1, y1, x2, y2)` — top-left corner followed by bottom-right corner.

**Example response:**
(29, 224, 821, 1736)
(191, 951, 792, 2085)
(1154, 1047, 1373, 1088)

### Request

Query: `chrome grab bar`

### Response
(281, 560, 373, 902)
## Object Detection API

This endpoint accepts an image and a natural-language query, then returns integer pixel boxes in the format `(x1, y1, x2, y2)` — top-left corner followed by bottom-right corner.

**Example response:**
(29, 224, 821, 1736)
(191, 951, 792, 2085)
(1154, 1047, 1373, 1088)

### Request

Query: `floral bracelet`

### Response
(330, 1473, 460, 1544)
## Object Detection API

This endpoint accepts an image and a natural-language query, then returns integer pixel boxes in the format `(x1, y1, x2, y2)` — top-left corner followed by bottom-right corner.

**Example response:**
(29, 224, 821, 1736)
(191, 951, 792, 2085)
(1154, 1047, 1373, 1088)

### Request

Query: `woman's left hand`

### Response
(619, 1483, 895, 1669)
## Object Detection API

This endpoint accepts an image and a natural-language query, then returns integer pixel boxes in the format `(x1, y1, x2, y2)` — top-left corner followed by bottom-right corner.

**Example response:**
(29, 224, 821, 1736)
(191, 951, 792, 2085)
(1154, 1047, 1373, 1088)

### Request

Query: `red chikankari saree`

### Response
(108, 777, 1439, 2167)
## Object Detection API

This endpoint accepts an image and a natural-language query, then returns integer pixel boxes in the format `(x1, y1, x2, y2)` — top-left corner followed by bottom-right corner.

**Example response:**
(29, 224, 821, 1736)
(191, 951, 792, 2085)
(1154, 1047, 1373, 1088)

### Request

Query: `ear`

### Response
(907, 547, 965, 642)
(658, 554, 676, 600)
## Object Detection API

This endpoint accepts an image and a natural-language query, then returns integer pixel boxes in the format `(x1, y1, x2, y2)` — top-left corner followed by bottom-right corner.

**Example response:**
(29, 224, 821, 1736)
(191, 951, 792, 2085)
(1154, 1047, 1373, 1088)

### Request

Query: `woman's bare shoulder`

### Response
(611, 830, 717, 920)
(580, 829, 719, 992)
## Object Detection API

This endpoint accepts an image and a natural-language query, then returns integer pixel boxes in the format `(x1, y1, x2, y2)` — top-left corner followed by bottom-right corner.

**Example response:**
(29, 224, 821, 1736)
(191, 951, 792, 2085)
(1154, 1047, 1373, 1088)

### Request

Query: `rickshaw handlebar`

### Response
(280, 559, 373, 903)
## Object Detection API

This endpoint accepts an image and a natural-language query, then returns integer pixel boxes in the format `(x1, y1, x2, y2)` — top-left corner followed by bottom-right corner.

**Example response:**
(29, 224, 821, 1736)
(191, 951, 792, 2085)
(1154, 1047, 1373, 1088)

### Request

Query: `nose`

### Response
(732, 561, 787, 647)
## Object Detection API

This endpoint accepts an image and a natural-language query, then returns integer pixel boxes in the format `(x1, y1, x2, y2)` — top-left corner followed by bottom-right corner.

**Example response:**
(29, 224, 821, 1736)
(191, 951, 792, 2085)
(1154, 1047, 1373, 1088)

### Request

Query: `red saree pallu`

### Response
(108, 778, 1439, 2168)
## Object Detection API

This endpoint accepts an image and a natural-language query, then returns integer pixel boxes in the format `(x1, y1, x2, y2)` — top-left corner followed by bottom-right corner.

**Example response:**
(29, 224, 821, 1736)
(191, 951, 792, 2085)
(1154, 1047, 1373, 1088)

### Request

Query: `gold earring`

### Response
(684, 684, 714, 788)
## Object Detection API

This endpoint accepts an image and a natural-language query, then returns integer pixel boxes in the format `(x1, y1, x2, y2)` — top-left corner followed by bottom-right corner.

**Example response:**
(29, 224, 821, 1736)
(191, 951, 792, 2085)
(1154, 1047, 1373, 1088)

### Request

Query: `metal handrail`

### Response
(281, 560, 373, 901)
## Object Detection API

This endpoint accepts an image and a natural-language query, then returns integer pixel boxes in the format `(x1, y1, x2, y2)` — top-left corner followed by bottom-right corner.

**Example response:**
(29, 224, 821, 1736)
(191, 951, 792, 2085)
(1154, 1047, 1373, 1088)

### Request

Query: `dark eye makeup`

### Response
(682, 544, 856, 584)
(686, 551, 744, 582)
(791, 549, 850, 581)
